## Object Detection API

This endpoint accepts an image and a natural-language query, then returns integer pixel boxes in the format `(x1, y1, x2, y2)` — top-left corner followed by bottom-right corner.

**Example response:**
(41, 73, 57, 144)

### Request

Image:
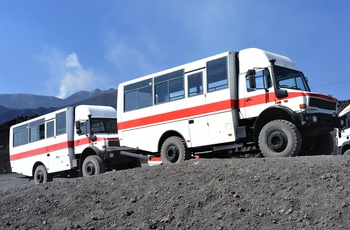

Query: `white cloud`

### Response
(37, 47, 105, 99)
(65, 53, 81, 68)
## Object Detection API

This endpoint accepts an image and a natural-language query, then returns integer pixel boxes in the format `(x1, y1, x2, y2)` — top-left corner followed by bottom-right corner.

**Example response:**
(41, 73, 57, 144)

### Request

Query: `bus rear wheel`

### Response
(258, 120, 302, 157)
(34, 165, 51, 184)
(82, 155, 106, 177)
(161, 136, 189, 164)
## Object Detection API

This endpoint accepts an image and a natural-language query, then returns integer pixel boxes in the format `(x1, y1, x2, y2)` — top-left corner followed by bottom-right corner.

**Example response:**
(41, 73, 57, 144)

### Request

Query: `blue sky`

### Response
(1, 0, 349, 100)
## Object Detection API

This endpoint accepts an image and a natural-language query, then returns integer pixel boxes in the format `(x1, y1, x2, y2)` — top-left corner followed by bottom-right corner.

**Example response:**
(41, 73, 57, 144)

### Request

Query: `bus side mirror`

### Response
(75, 121, 82, 134)
(90, 128, 97, 141)
(246, 69, 256, 89)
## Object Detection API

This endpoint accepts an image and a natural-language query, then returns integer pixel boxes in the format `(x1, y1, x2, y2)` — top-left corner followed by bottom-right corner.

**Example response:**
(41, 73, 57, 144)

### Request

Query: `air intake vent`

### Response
(309, 97, 336, 110)
(108, 140, 119, 147)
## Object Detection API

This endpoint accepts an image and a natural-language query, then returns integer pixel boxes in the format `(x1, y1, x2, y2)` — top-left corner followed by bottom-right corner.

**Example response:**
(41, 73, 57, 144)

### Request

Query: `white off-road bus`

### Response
(117, 48, 346, 163)
(9, 105, 146, 183)
(337, 104, 350, 155)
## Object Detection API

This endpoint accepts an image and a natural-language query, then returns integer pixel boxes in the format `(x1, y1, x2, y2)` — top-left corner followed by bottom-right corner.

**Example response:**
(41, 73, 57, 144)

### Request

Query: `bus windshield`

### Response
(91, 118, 118, 134)
(274, 66, 311, 92)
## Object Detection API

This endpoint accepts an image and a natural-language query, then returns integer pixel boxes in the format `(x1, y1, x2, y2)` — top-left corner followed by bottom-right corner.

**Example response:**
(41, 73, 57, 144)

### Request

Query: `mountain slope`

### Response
(66, 88, 117, 109)
(0, 88, 117, 124)
(0, 94, 64, 109)
(63, 89, 104, 106)
(0, 105, 10, 116)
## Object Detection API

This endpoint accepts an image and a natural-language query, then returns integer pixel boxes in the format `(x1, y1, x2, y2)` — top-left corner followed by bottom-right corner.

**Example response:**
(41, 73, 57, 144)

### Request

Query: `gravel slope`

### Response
(1, 156, 350, 229)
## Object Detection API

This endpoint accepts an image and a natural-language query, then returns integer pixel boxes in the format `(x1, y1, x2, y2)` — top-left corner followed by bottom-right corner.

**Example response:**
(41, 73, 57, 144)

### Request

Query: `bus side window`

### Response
(13, 124, 28, 147)
(124, 79, 152, 111)
(56, 111, 67, 135)
(155, 69, 184, 104)
(246, 69, 271, 92)
(207, 57, 228, 92)
(29, 118, 45, 142)
(80, 121, 88, 135)
(346, 112, 350, 128)
(188, 72, 203, 97)
(46, 120, 54, 138)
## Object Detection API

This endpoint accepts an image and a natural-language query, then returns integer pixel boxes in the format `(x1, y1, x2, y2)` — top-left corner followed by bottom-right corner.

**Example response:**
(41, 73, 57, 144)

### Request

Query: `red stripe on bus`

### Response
(10, 137, 118, 161)
(118, 100, 236, 130)
(10, 141, 74, 161)
(118, 92, 337, 130)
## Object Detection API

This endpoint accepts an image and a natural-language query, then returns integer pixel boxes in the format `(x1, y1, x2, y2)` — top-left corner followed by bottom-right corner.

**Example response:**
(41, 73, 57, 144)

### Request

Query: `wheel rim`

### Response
(86, 163, 96, 175)
(36, 171, 44, 183)
(267, 131, 287, 152)
(166, 145, 179, 163)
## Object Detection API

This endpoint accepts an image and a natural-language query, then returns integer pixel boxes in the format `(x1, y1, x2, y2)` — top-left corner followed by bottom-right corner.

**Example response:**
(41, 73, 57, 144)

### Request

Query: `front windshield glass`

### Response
(274, 66, 310, 91)
(91, 118, 118, 134)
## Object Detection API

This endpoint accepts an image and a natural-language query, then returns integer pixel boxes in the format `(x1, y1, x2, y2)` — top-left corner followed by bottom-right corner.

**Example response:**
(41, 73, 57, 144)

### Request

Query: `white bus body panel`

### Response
(117, 52, 239, 153)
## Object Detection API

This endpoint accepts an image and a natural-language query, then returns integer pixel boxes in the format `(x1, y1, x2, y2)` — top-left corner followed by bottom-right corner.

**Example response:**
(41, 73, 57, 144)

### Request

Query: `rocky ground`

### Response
(1, 155, 350, 230)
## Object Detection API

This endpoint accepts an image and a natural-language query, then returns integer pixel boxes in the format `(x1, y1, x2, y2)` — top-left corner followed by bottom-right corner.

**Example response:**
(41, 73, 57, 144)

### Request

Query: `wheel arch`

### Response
(158, 130, 187, 153)
(253, 106, 298, 143)
(81, 146, 101, 163)
(340, 140, 350, 155)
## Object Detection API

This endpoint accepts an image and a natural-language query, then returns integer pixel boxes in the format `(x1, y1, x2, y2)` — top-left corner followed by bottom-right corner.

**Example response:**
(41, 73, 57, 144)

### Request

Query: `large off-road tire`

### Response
(344, 149, 350, 155)
(161, 136, 189, 164)
(258, 120, 302, 157)
(82, 155, 106, 177)
(300, 133, 334, 155)
(34, 165, 51, 184)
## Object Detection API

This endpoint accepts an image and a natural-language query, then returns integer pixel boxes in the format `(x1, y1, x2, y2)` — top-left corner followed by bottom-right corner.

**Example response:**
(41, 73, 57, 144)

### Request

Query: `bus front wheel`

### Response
(258, 120, 302, 157)
(161, 136, 189, 164)
(82, 155, 106, 177)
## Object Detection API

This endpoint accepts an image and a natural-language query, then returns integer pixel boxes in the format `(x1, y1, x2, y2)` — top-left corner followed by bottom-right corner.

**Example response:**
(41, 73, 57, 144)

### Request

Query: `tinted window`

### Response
(124, 79, 152, 111)
(207, 57, 228, 92)
(29, 118, 45, 142)
(91, 118, 118, 133)
(188, 72, 203, 97)
(274, 66, 310, 91)
(56, 111, 66, 135)
(46, 120, 54, 138)
(155, 70, 184, 104)
(13, 124, 28, 147)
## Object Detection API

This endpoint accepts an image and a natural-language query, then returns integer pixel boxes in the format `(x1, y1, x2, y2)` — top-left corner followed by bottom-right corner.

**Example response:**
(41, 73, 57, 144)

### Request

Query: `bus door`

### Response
(46, 112, 71, 173)
(186, 71, 210, 147)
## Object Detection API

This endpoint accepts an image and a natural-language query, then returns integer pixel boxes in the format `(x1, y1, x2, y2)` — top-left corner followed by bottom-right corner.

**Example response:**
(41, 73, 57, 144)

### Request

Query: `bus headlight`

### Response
(312, 115, 318, 123)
